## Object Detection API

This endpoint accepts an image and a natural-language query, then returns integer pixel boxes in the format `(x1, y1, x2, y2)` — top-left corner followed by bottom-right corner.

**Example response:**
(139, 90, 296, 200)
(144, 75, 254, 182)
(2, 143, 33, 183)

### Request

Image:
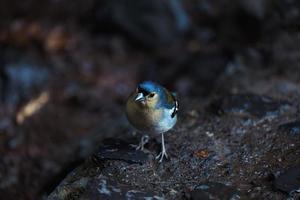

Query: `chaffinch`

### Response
(126, 81, 178, 162)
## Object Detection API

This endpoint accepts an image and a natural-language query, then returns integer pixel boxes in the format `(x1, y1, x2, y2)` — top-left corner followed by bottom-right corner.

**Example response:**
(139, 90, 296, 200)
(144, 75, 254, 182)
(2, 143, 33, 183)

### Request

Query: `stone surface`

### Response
(82, 176, 164, 200)
(47, 96, 300, 199)
(274, 166, 300, 194)
(187, 182, 241, 200)
(1, 62, 50, 106)
(278, 120, 300, 135)
(95, 138, 150, 164)
(210, 94, 291, 118)
(95, 0, 190, 48)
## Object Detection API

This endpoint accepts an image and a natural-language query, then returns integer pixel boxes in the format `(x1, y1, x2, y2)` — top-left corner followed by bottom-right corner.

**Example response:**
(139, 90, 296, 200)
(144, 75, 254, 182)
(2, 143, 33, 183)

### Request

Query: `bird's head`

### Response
(133, 81, 163, 108)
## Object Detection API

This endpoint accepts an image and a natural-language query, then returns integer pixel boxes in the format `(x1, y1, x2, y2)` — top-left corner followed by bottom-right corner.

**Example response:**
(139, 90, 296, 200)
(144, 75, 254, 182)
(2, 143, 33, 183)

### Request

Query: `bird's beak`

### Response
(134, 92, 145, 102)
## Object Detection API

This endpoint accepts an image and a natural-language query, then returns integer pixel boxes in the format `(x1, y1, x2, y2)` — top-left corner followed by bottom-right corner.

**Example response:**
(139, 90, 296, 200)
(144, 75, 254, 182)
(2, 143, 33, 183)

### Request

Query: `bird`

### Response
(126, 81, 178, 162)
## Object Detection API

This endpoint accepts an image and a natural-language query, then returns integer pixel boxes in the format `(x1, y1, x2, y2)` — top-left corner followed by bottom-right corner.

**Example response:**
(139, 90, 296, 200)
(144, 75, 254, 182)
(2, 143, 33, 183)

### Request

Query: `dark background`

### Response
(0, 0, 300, 199)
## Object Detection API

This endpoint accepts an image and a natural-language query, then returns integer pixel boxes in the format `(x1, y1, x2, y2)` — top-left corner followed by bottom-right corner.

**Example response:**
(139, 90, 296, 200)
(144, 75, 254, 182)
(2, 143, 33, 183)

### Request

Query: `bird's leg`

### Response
(156, 133, 168, 162)
(136, 134, 149, 151)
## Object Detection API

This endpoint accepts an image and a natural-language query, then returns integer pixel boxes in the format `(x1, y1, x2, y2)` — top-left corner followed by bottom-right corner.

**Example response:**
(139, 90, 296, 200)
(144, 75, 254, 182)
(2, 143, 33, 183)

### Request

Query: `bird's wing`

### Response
(161, 88, 178, 118)
(170, 92, 178, 118)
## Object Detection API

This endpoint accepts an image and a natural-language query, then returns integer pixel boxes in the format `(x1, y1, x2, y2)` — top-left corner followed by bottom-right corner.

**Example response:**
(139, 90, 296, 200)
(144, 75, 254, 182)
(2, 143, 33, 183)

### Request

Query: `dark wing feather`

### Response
(170, 92, 178, 118)
(159, 88, 178, 118)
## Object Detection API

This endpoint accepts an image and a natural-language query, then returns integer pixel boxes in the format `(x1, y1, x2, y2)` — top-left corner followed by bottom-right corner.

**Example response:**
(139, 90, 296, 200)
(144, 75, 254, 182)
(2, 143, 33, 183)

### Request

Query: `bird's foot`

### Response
(155, 150, 168, 163)
(135, 135, 149, 151)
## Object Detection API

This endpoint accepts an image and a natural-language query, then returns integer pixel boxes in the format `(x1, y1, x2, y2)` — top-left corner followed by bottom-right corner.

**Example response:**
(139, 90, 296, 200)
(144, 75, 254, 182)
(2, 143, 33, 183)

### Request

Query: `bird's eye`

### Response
(149, 93, 156, 98)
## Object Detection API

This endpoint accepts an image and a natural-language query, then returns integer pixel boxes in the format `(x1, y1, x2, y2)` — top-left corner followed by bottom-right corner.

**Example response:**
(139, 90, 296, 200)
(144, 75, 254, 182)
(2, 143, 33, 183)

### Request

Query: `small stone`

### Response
(274, 165, 300, 194)
(187, 182, 240, 200)
(193, 149, 209, 159)
(95, 138, 150, 164)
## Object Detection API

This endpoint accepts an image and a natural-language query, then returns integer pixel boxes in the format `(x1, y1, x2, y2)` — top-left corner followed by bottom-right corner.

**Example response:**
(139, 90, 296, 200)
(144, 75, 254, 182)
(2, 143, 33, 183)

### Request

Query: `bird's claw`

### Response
(155, 150, 168, 163)
(135, 144, 143, 151)
(135, 135, 149, 151)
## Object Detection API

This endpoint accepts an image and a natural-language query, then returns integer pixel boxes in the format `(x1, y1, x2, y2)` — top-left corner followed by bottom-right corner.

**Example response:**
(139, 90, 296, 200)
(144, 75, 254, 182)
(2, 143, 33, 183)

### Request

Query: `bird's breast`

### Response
(126, 100, 176, 133)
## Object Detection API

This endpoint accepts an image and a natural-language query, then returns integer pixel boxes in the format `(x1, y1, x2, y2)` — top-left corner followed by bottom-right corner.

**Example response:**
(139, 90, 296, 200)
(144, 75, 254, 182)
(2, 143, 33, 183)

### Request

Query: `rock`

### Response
(95, 138, 150, 164)
(47, 139, 158, 200)
(96, 0, 190, 48)
(184, 53, 228, 96)
(2, 63, 49, 106)
(210, 94, 291, 118)
(274, 165, 300, 194)
(272, 0, 300, 27)
(0, 65, 8, 103)
(45, 26, 72, 52)
(82, 176, 164, 200)
(278, 120, 300, 135)
(187, 182, 240, 200)
(239, 0, 270, 19)
(270, 33, 300, 78)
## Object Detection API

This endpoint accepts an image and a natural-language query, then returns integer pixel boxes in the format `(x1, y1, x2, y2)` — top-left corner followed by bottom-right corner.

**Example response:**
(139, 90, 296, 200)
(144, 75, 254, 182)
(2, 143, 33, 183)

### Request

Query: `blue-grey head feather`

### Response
(138, 81, 175, 109)
(138, 81, 161, 93)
